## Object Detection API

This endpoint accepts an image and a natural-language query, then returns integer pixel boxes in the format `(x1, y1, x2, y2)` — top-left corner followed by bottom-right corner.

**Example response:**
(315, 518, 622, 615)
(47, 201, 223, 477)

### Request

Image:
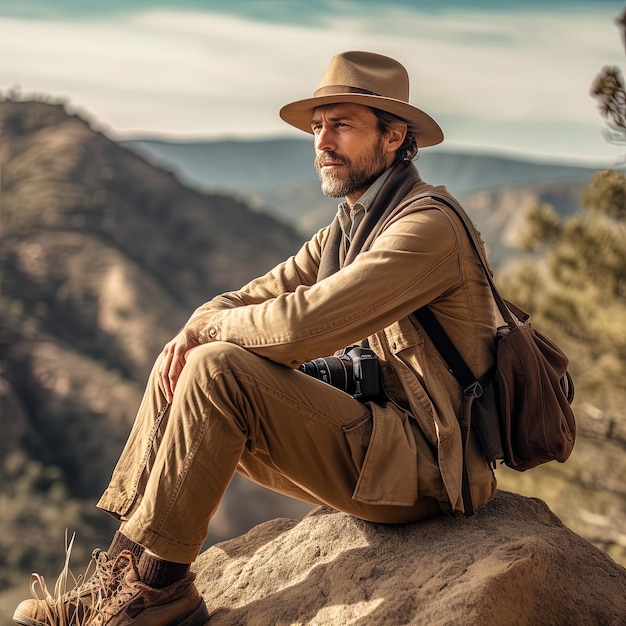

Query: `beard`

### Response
(315, 136, 389, 199)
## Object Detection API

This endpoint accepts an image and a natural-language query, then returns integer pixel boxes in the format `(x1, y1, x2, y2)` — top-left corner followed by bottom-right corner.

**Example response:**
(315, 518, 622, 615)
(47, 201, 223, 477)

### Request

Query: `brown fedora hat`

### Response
(280, 51, 444, 147)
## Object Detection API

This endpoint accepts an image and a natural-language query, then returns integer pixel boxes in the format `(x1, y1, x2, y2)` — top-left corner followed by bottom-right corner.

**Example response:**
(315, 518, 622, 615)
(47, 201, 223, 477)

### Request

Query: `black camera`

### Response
(298, 345, 383, 401)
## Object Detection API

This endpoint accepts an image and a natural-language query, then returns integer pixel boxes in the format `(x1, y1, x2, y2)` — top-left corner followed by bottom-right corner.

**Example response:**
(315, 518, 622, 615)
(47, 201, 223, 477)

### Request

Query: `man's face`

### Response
(312, 103, 398, 204)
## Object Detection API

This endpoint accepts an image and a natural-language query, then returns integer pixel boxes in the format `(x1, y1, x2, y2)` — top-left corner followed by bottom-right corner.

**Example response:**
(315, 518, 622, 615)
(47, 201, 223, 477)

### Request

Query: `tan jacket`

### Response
(188, 164, 497, 514)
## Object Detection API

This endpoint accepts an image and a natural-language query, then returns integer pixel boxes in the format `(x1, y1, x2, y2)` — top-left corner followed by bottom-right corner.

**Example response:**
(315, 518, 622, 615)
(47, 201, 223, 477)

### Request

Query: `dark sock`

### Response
(138, 551, 190, 589)
(108, 531, 145, 560)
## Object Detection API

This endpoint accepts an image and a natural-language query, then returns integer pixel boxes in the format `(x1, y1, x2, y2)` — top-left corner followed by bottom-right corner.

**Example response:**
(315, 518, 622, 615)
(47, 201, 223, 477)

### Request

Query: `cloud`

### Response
(0, 4, 624, 163)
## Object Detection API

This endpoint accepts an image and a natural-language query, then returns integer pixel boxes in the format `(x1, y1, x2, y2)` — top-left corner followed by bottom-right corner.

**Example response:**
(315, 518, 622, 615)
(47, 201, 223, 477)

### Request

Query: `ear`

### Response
(385, 122, 407, 153)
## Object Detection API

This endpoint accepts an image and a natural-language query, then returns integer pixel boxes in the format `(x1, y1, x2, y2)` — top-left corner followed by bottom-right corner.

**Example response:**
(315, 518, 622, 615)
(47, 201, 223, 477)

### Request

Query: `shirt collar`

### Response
(337, 166, 394, 239)
(342, 166, 394, 212)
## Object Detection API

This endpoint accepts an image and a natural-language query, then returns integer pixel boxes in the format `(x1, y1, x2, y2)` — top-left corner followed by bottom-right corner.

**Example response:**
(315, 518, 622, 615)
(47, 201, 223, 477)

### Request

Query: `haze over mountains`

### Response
(124, 137, 602, 197)
(125, 137, 608, 265)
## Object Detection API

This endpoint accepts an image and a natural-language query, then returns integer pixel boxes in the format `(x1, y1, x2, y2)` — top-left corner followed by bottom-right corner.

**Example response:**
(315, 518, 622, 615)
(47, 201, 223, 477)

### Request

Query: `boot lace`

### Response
(28, 534, 117, 625)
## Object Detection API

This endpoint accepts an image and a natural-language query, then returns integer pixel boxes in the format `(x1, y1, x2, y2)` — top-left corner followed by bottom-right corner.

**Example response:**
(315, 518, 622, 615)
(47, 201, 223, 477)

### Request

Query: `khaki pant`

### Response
(97, 342, 441, 563)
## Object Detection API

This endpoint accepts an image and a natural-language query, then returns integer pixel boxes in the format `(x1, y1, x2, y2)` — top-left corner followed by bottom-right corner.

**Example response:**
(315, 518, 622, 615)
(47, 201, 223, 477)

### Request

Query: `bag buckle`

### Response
(464, 381, 483, 398)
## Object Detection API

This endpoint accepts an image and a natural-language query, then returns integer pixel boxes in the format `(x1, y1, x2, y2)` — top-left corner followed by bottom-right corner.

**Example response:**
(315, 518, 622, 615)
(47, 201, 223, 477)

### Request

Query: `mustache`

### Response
(315, 151, 348, 170)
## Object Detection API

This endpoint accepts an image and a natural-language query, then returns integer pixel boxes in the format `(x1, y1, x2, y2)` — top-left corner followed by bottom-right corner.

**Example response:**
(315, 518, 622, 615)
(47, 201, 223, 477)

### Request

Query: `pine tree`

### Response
(500, 169, 626, 412)
(590, 8, 626, 151)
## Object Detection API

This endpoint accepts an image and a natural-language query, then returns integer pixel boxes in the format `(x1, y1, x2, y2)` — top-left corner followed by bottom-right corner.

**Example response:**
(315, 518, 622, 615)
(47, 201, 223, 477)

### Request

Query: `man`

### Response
(15, 51, 497, 626)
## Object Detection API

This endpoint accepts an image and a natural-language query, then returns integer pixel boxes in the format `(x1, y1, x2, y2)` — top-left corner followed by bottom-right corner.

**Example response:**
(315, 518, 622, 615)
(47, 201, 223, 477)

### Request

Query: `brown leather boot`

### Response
(86, 550, 207, 626)
(14, 549, 208, 626)
(13, 548, 122, 626)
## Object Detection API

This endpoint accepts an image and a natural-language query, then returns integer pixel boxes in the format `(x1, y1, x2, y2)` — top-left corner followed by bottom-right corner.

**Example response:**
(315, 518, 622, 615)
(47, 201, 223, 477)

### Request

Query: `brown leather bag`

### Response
(490, 300, 575, 471)
(414, 193, 576, 477)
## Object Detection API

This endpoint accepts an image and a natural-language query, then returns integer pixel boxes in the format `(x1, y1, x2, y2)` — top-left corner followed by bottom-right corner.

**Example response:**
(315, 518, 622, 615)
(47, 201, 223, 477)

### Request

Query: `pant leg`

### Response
(97, 354, 170, 522)
(98, 342, 441, 563)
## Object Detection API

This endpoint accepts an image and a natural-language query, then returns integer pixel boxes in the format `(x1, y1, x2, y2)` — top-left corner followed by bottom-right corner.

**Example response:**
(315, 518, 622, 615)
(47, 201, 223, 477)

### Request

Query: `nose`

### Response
(314, 124, 335, 153)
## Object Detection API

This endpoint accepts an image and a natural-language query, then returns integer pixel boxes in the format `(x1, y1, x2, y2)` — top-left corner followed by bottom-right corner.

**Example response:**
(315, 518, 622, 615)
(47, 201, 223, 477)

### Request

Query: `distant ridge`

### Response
(122, 137, 604, 198)
(123, 137, 609, 264)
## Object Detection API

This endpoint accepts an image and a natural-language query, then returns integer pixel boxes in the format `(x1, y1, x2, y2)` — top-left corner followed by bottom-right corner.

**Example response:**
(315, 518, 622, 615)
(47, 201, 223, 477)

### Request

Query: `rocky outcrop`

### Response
(194, 491, 626, 625)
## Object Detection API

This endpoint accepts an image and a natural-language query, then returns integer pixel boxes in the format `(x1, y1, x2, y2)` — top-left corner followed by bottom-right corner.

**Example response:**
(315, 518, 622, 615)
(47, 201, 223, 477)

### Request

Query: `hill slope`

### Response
(0, 99, 309, 597)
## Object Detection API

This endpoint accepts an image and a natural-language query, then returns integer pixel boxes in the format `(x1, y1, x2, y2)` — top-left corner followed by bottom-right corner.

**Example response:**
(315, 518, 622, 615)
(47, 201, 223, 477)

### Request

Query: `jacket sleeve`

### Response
(197, 201, 465, 367)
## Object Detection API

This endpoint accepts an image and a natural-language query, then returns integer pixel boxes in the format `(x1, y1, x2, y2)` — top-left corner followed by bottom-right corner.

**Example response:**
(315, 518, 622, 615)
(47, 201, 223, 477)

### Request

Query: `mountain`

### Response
(1, 101, 304, 388)
(0, 98, 310, 604)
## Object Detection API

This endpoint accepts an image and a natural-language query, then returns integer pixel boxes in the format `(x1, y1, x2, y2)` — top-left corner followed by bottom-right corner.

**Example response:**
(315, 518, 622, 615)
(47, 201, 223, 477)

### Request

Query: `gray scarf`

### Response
(317, 161, 422, 281)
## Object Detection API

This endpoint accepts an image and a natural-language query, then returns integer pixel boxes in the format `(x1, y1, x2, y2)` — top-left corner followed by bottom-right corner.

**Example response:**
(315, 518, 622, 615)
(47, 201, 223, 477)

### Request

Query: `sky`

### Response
(1, 0, 625, 165)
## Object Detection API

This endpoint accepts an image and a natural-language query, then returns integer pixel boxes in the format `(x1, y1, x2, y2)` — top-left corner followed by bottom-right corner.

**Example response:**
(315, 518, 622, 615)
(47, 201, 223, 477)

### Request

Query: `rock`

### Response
(194, 490, 626, 625)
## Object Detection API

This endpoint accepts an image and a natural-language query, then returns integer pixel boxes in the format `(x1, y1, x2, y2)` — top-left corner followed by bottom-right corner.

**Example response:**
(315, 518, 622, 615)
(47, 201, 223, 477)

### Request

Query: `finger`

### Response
(157, 358, 168, 401)
(167, 347, 188, 399)
(159, 349, 175, 402)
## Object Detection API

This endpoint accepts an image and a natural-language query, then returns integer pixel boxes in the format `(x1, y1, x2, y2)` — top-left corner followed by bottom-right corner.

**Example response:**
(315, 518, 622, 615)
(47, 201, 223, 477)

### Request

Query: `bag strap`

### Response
(414, 307, 480, 396)
(409, 192, 500, 394)
(413, 306, 479, 516)
(405, 191, 511, 517)
(364, 187, 492, 516)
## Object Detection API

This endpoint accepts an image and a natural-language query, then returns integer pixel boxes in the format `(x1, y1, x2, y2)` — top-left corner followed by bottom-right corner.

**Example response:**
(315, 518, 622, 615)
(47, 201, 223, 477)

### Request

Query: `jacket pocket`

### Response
(341, 412, 372, 474)
(350, 402, 418, 506)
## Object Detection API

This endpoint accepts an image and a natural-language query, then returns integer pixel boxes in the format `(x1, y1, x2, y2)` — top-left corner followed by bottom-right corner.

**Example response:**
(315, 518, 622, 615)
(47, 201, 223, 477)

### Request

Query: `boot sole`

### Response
(178, 601, 210, 626)
(13, 601, 208, 626)
(129, 598, 210, 626)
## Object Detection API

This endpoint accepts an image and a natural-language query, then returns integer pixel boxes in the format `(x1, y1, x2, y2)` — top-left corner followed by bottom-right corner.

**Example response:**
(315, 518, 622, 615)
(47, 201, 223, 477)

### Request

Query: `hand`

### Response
(158, 326, 202, 403)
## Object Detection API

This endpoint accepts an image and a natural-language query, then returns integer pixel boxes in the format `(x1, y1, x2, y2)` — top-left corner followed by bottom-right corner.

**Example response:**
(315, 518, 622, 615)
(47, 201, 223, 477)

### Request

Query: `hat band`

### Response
(314, 85, 381, 97)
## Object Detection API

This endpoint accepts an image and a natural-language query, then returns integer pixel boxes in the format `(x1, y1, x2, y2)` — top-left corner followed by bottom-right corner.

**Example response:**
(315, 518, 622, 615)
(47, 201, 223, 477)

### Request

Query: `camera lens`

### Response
(299, 356, 354, 395)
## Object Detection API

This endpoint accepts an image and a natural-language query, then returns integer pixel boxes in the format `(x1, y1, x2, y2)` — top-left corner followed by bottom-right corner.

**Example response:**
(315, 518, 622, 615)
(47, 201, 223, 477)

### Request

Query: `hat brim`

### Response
(279, 93, 444, 148)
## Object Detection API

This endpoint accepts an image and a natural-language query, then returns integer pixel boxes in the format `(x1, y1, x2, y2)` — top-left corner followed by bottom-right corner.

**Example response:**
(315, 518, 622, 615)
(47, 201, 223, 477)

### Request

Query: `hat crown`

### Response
(315, 51, 410, 103)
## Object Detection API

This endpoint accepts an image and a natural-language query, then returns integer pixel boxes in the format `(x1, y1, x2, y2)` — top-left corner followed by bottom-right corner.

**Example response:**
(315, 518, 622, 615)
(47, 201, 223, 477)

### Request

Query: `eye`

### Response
(311, 123, 322, 134)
